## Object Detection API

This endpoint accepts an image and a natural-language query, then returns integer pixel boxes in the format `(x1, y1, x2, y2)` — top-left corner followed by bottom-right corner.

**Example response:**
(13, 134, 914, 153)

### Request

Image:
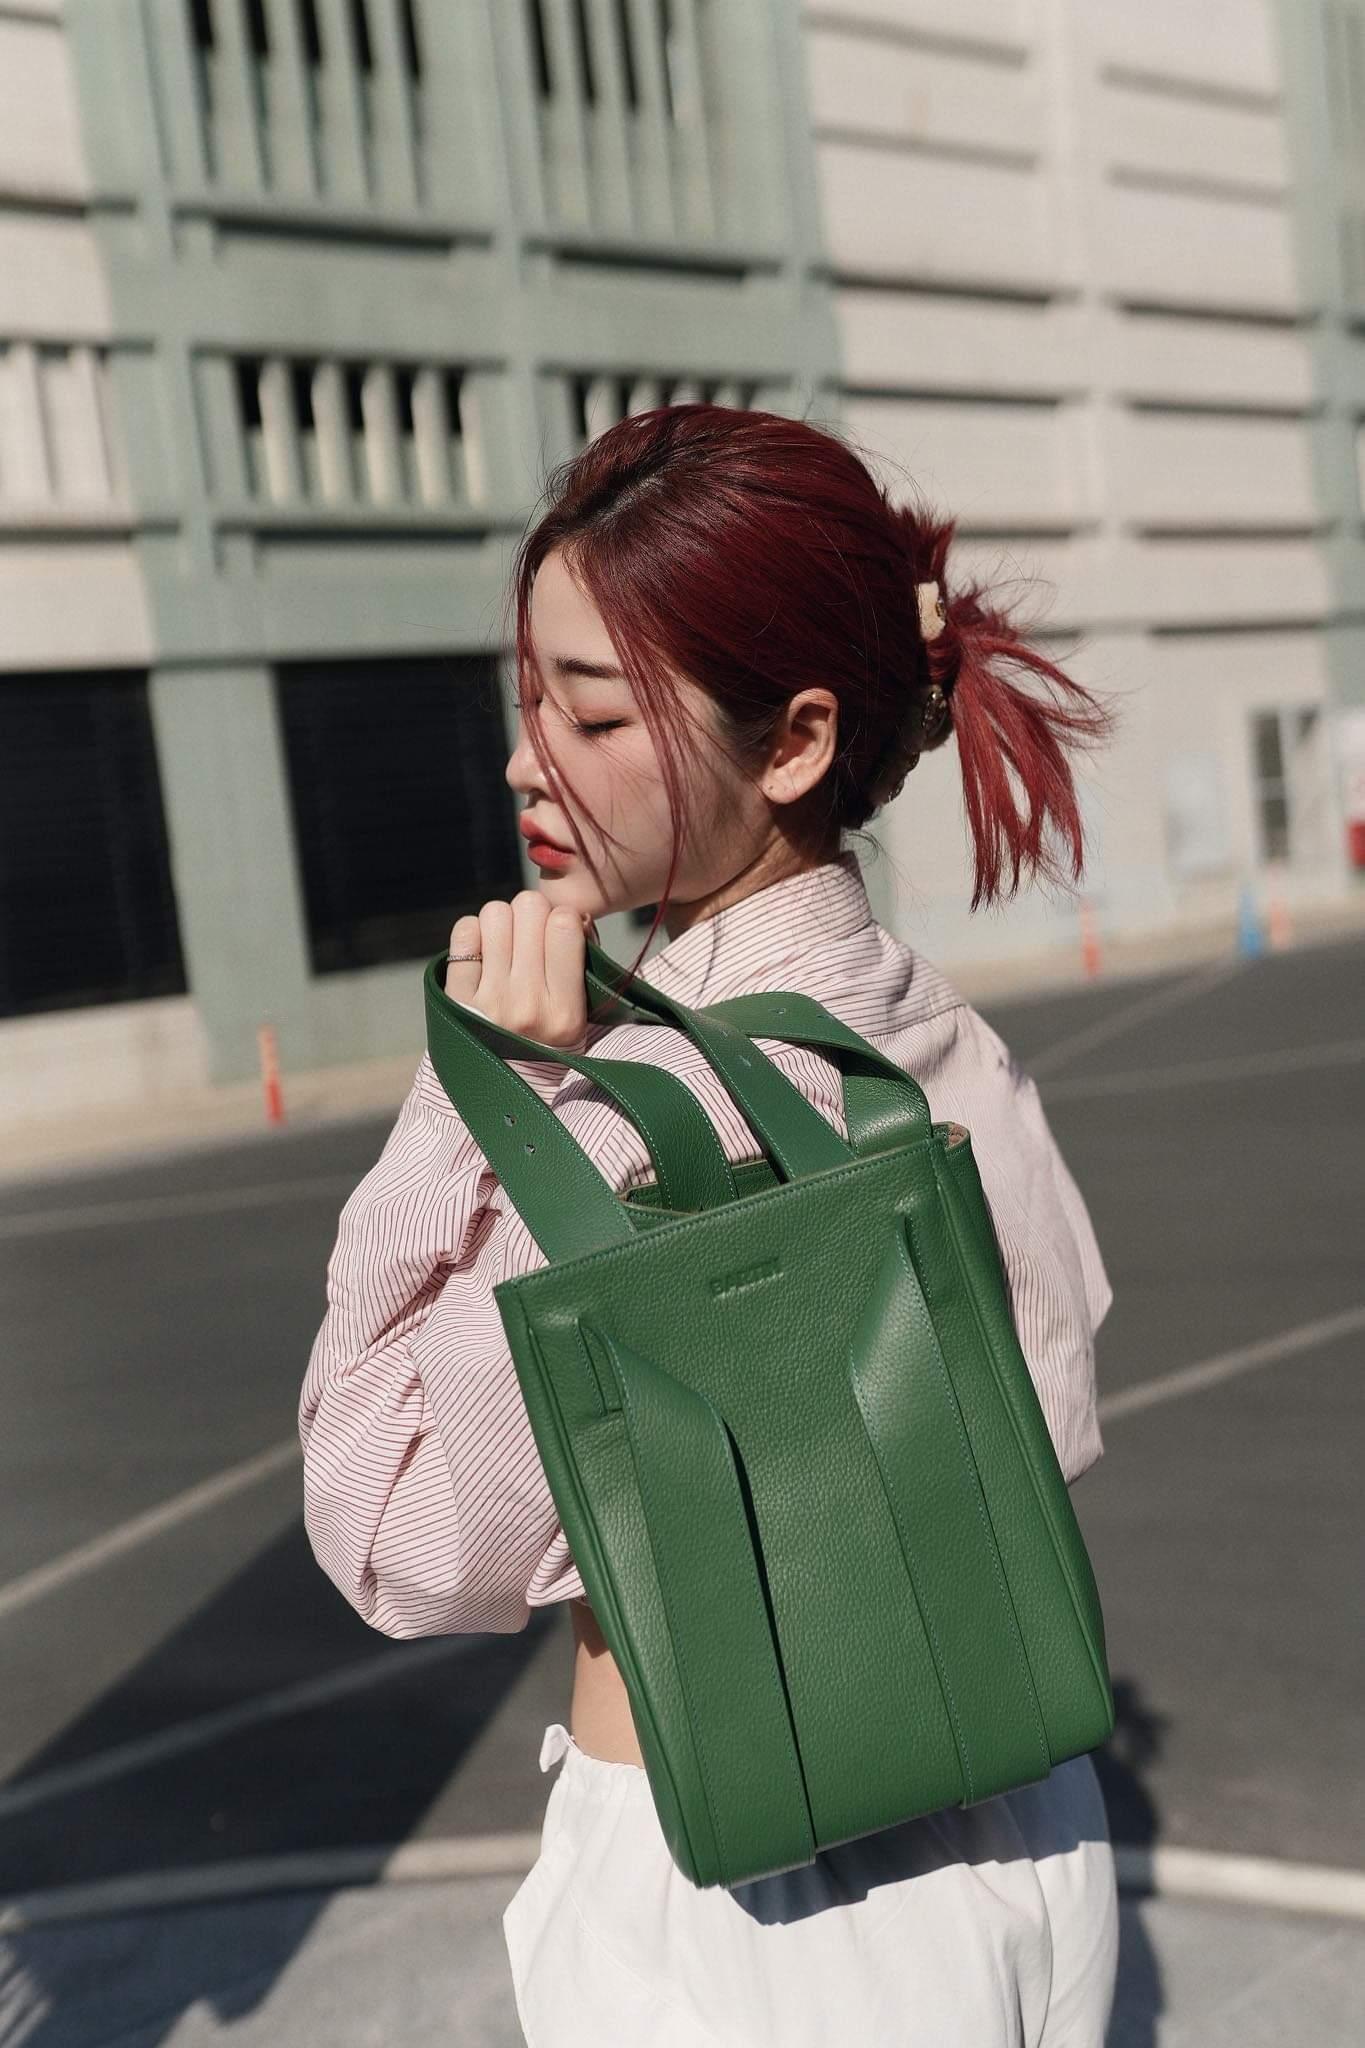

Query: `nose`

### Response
(505, 714, 544, 799)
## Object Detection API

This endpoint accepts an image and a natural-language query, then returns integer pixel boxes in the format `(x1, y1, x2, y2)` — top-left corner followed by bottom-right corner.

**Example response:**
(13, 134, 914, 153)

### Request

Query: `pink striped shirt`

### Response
(299, 857, 1112, 1638)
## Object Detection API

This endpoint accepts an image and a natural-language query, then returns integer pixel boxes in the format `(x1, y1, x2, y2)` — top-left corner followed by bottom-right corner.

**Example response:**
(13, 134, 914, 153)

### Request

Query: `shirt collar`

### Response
(639, 854, 875, 1008)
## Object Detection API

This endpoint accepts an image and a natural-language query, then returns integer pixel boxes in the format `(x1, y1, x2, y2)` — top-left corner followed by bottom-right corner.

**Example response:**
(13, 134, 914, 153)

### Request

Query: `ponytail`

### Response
(893, 509, 1117, 910)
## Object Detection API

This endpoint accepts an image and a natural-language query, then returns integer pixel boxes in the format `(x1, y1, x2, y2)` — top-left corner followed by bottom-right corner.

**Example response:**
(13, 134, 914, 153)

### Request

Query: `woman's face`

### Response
(504, 548, 772, 923)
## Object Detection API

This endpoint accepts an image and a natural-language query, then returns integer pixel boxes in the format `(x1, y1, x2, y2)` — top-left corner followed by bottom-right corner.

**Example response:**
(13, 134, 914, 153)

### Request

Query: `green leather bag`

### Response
(422, 940, 1116, 1890)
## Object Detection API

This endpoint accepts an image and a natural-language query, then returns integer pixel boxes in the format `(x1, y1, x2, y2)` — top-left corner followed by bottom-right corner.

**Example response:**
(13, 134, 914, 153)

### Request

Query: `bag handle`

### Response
(584, 945, 934, 1157)
(423, 954, 737, 1261)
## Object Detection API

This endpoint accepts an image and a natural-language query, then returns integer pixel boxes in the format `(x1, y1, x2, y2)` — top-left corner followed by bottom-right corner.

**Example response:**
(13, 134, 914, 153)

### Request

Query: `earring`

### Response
(921, 683, 949, 741)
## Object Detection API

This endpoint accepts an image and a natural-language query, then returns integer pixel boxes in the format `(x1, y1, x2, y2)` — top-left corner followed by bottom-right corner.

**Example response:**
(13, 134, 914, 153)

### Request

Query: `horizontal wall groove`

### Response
(838, 383, 1064, 410)
(1123, 400, 1320, 422)
(1098, 63, 1282, 117)
(1107, 165, 1288, 211)
(812, 127, 1039, 175)
(1127, 523, 1333, 543)
(826, 270, 1062, 307)
(1110, 299, 1312, 330)
(801, 9, 1028, 70)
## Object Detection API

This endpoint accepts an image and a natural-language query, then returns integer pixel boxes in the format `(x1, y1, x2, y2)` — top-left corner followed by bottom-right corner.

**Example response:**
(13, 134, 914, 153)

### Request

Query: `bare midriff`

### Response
(569, 1596, 645, 1767)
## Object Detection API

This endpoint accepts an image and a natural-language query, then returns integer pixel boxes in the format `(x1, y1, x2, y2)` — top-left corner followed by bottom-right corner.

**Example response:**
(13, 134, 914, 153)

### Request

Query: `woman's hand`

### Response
(444, 892, 590, 1049)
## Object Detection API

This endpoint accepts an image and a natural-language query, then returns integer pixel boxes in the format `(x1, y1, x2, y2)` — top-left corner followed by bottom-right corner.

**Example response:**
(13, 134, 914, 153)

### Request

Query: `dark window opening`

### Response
(0, 672, 186, 1018)
(235, 356, 263, 428)
(298, 0, 324, 66)
(526, 0, 552, 98)
(276, 655, 524, 975)
(245, 0, 270, 58)
(291, 360, 317, 429)
(614, 0, 639, 109)
(395, 364, 417, 434)
(348, 0, 374, 73)
(571, 0, 596, 104)
(444, 366, 464, 438)
(398, 0, 422, 79)
(344, 363, 367, 431)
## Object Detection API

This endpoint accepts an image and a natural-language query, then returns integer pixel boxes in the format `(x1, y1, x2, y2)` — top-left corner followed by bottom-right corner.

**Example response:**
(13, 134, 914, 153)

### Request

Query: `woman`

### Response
(299, 404, 1121, 2045)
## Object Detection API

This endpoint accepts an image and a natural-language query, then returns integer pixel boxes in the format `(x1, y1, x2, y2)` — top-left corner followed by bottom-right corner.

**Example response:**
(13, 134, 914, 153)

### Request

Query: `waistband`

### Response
(539, 1720, 648, 1779)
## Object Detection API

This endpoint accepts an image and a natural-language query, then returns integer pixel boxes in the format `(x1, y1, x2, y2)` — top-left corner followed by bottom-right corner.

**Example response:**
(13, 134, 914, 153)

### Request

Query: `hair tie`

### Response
(916, 579, 947, 643)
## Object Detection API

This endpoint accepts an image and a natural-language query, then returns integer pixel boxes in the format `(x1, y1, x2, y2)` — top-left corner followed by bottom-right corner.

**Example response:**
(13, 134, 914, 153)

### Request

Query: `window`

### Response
(0, 673, 186, 1018)
(276, 654, 524, 974)
(1249, 706, 1329, 867)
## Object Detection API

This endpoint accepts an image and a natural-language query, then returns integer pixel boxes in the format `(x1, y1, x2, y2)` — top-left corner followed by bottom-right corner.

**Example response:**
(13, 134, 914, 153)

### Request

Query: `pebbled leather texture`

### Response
(423, 947, 1117, 1889)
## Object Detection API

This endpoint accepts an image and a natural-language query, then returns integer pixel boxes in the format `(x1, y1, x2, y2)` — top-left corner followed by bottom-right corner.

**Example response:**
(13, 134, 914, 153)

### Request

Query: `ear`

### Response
(759, 688, 840, 808)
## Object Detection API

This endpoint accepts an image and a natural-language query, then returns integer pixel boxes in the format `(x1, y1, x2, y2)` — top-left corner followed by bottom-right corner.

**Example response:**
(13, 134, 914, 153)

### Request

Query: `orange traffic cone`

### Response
(1079, 897, 1103, 979)
(1266, 864, 1293, 950)
(258, 1022, 286, 1126)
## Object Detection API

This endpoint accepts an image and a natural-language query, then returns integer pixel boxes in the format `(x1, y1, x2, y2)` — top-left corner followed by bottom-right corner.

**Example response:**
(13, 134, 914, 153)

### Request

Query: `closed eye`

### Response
(573, 717, 627, 737)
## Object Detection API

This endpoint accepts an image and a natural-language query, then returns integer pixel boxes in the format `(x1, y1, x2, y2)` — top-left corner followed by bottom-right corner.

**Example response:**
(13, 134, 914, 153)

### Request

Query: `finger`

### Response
(508, 890, 551, 1034)
(544, 905, 588, 1046)
(474, 900, 513, 1018)
(445, 914, 483, 1001)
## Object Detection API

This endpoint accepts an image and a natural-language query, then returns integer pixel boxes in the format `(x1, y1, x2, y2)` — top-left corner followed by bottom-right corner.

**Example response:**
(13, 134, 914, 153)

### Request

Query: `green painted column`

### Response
(148, 664, 314, 1083)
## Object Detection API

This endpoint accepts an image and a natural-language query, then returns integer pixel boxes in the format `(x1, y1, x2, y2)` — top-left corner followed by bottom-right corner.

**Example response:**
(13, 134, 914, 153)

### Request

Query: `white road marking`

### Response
(0, 1832, 542, 1930)
(0, 1173, 356, 1241)
(0, 1634, 482, 1822)
(1097, 1304, 1365, 1423)
(1043, 1036, 1365, 1101)
(1028, 958, 1244, 1078)
(0, 1439, 301, 1623)
(2, 1838, 1362, 1932)
(1113, 1843, 1365, 1922)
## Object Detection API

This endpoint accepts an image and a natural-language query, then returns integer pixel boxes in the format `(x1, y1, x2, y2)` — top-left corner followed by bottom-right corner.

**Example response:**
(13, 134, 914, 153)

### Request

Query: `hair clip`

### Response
(916, 579, 947, 643)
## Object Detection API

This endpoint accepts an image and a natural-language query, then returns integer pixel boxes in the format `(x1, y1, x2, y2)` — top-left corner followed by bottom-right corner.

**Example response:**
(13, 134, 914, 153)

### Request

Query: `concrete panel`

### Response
(1147, 626, 1331, 707)
(0, 992, 206, 1125)
(0, 14, 90, 198)
(804, 27, 1044, 158)
(1090, 0, 1280, 98)
(1107, 308, 1314, 410)
(1101, 84, 1290, 193)
(0, 213, 111, 338)
(837, 289, 1086, 396)
(1099, 187, 1298, 313)
(818, 140, 1060, 288)
(0, 542, 151, 666)
(844, 393, 1087, 528)
(1114, 536, 1331, 625)
(1114, 414, 1317, 529)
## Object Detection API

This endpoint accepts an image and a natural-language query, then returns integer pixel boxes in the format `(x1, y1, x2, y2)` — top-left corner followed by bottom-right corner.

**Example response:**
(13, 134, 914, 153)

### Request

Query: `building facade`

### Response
(1, 0, 1360, 1125)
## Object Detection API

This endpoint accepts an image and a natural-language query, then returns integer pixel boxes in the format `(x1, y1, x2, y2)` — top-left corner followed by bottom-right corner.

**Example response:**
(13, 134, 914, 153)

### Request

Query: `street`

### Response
(1, 932, 1362, 2044)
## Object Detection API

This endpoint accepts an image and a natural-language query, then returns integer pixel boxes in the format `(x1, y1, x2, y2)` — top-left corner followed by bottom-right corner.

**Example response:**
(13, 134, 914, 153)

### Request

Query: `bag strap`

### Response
(423, 955, 737, 1261)
(423, 936, 938, 1261)
(584, 945, 933, 1156)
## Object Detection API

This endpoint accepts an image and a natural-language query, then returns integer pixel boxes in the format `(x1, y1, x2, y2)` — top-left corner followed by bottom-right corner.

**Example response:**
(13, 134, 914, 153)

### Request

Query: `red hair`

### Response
(503, 403, 1116, 922)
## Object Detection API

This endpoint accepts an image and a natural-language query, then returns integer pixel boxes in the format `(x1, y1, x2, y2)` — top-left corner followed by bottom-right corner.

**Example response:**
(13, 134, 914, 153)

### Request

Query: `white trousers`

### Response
(502, 1722, 1119, 2047)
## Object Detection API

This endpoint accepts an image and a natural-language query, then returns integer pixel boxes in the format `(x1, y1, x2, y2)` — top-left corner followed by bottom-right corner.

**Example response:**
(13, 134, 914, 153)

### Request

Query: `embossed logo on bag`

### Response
(709, 1258, 782, 1300)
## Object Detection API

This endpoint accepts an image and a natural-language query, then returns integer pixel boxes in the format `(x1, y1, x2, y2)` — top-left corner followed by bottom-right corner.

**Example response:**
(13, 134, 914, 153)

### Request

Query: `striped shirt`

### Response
(298, 856, 1112, 1638)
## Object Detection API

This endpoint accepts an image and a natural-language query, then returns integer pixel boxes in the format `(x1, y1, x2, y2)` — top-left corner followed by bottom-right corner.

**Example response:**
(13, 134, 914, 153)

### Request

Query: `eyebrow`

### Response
(550, 656, 625, 681)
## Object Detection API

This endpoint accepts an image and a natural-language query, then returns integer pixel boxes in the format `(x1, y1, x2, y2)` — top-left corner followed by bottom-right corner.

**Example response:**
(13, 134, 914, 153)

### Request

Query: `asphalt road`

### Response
(1, 930, 1361, 1919)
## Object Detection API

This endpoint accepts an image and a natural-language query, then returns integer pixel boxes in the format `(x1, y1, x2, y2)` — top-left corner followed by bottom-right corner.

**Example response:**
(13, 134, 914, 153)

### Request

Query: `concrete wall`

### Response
(805, 0, 1359, 972)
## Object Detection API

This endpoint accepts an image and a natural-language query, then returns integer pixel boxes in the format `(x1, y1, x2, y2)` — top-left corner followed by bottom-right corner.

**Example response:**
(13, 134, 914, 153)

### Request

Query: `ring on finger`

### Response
(446, 951, 483, 964)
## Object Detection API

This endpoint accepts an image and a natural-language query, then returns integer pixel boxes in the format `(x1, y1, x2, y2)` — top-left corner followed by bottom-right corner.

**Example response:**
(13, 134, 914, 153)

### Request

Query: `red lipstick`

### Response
(520, 815, 574, 872)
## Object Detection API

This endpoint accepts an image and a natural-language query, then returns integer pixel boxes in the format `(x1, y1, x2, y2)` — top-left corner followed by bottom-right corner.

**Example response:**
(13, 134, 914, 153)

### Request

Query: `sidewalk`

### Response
(4, 896, 1363, 1194)
(6, 1870, 1362, 2046)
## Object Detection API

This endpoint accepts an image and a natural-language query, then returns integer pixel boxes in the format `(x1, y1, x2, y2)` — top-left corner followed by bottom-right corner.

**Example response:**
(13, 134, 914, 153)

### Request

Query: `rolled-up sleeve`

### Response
(298, 1048, 567, 1636)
